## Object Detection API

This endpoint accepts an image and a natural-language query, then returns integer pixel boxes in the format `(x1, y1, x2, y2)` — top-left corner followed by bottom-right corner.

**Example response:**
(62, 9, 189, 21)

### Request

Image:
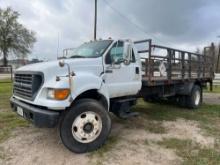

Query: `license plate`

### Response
(17, 107, 24, 117)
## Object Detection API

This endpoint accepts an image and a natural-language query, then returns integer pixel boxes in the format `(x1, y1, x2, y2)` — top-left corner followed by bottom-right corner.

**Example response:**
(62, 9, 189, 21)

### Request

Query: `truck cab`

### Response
(10, 39, 142, 153)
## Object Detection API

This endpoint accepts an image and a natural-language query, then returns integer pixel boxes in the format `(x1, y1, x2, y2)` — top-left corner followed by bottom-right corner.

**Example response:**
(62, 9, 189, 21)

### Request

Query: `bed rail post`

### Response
(167, 49, 172, 81)
(181, 52, 185, 80)
(148, 39, 152, 82)
(188, 53, 192, 79)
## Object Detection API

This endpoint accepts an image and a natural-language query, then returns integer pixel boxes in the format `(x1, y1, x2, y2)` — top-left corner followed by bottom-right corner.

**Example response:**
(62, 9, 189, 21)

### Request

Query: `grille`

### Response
(13, 72, 43, 100)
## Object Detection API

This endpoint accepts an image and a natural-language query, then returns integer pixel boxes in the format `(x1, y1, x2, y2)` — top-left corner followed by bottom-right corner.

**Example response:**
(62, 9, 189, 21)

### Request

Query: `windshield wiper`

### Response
(70, 55, 86, 58)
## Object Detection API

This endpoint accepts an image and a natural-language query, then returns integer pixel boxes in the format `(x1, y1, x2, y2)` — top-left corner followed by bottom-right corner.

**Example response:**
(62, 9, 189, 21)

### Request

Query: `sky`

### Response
(0, 0, 220, 60)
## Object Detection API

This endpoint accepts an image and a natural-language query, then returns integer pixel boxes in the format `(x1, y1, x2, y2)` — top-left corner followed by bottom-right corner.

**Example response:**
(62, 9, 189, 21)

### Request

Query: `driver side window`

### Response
(106, 41, 124, 64)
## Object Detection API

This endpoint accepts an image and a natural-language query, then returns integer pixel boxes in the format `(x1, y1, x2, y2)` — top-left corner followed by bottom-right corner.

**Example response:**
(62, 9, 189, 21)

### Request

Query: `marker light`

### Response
(47, 89, 70, 100)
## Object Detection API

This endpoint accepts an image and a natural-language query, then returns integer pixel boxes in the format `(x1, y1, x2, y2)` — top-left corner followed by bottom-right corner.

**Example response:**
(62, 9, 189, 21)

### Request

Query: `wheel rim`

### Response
(194, 90, 201, 106)
(71, 111, 102, 143)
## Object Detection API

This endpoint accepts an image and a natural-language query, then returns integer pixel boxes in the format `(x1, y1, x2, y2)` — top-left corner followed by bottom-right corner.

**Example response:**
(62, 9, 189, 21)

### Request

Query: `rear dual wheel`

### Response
(178, 85, 202, 109)
(186, 85, 202, 109)
(59, 99, 111, 153)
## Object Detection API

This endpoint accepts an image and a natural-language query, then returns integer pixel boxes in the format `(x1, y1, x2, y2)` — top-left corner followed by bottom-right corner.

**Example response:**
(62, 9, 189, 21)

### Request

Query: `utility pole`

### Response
(94, 0, 97, 40)
(216, 45, 220, 73)
(216, 36, 220, 73)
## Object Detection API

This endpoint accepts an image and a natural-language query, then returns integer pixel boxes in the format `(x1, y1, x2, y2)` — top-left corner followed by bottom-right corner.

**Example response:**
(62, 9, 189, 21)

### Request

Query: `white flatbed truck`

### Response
(10, 39, 214, 153)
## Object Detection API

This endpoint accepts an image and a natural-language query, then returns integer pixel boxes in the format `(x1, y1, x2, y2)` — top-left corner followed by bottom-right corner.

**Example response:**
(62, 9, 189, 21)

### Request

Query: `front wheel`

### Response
(60, 99, 111, 153)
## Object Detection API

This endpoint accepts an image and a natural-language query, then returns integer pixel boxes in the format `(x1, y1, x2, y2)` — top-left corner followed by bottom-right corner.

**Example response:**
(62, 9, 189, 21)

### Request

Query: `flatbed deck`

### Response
(135, 39, 215, 87)
(142, 76, 213, 87)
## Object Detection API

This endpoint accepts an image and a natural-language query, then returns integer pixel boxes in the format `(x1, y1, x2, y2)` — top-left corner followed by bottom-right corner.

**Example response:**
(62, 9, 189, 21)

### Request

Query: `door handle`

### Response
(105, 69, 113, 73)
(135, 67, 140, 74)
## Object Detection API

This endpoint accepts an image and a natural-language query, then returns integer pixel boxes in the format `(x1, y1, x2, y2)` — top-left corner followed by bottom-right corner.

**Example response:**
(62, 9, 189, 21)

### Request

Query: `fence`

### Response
(214, 73, 220, 86)
(0, 65, 13, 83)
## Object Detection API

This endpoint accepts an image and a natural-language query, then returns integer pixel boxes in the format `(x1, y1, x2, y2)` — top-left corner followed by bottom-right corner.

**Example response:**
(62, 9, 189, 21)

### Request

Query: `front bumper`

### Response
(10, 97, 61, 128)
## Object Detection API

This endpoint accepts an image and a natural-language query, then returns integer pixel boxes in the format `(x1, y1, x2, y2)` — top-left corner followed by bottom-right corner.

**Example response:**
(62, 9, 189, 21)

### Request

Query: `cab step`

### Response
(110, 98, 139, 119)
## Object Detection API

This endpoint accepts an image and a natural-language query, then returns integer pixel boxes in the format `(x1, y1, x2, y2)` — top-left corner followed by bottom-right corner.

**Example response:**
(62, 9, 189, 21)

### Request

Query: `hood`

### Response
(16, 57, 103, 80)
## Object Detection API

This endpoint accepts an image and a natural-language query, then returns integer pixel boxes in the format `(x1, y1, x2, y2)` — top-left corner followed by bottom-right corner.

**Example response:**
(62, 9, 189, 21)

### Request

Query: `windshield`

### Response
(65, 40, 112, 58)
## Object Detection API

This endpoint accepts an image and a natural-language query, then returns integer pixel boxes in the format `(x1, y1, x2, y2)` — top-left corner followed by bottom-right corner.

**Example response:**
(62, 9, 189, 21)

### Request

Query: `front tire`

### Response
(60, 99, 111, 153)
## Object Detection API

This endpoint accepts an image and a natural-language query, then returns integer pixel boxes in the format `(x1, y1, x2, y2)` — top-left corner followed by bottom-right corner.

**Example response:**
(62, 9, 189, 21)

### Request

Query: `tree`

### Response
(195, 48, 201, 54)
(0, 7, 36, 66)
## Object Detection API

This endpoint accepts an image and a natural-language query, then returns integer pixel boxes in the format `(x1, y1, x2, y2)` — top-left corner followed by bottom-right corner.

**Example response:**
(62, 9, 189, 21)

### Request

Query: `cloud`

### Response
(99, 0, 220, 46)
(0, 0, 220, 60)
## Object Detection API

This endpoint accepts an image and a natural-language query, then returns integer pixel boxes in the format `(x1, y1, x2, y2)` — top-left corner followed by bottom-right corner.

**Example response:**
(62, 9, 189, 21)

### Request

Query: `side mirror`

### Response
(123, 43, 132, 65)
(59, 60, 65, 67)
(123, 59, 130, 65)
(114, 58, 125, 65)
(110, 41, 131, 66)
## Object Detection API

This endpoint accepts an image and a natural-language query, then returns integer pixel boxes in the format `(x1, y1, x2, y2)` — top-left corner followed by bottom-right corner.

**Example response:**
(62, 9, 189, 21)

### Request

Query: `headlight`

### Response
(47, 88, 70, 100)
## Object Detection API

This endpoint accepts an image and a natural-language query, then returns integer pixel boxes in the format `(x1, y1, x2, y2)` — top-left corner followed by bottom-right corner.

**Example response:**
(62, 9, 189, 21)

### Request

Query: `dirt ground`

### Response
(203, 93, 220, 105)
(0, 95, 219, 165)
(0, 118, 215, 165)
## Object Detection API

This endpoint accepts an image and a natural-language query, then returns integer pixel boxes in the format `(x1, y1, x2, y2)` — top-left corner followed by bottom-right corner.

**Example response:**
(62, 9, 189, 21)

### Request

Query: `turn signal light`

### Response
(54, 89, 70, 100)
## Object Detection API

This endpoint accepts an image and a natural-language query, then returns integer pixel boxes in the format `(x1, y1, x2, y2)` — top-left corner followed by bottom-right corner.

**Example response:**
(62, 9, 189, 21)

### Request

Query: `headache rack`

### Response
(134, 39, 215, 86)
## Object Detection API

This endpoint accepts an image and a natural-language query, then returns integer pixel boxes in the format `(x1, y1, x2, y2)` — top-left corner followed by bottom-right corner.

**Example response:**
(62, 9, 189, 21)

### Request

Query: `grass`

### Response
(204, 86, 220, 93)
(132, 101, 220, 165)
(1, 81, 220, 164)
(132, 100, 220, 137)
(0, 111, 29, 142)
(144, 121, 166, 134)
(123, 117, 167, 134)
(92, 100, 220, 162)
(92, 100, 220, 164)
(0, 82, 28, 143)
(0, 146, 6, 160)
(158, 138, 220, 165)
(0, 78, 13, 83)
(90, 136, 119, 160)
(144, 139, 150, 145)
(0, 82, 13, 110)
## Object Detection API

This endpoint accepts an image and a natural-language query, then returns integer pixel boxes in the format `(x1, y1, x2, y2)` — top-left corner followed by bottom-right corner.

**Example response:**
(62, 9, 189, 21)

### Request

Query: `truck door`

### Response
(103, 41, 142, 98)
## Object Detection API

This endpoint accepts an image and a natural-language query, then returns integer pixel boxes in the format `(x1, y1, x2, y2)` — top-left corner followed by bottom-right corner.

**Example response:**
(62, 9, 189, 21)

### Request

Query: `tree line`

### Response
(200, 43, 220, 73)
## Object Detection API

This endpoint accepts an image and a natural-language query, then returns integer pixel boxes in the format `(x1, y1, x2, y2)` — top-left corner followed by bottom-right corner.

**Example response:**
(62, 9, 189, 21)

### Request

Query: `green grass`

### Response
(144, 139, 150, 145)
(158, 138, 220, 165)
(0, 111, 29, 142)
(90, 136, 119, 158)
(0, 82, 28, 143)
(112, 106, 167, 134)
(0, 146, 6, 160)
(122, 117, 167, 134)
(0, 82, 13, 110)
(204, 86, 220, 93)
(144, 121, 166, 134)
(134, 100, 220, 122)
(0, 78, 13, 83)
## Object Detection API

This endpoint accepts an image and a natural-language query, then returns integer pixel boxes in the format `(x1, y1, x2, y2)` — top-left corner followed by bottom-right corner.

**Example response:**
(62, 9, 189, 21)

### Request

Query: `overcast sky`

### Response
(1, 0, 220, 60)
